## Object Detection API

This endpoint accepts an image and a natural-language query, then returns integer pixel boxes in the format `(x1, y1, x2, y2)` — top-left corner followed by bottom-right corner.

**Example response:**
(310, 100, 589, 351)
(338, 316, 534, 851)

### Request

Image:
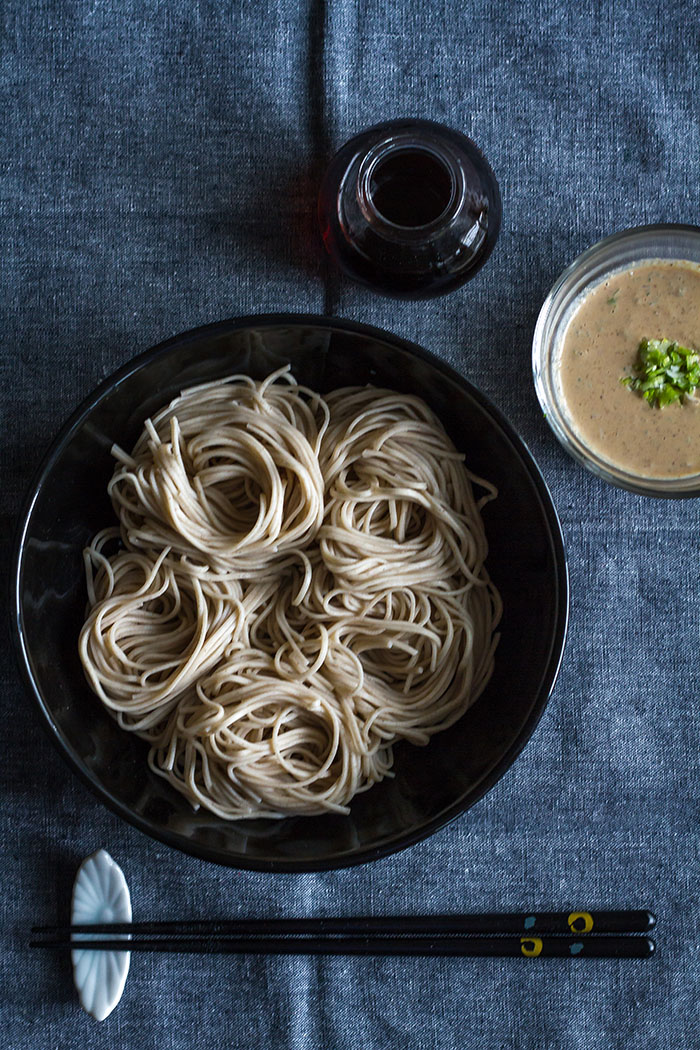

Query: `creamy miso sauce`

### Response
(558, 259, 700, 478)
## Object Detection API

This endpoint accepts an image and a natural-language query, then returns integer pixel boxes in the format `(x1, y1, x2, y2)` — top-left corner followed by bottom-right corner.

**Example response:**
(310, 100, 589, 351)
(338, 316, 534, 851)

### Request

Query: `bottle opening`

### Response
(368, 148, 454, 229)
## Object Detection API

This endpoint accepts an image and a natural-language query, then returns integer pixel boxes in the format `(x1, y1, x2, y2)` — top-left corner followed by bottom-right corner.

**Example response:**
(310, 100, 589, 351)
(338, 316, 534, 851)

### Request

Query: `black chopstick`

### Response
(31, 909, 655, 939)
(29, 933, 654, 958)
(30, 910, 656, 959)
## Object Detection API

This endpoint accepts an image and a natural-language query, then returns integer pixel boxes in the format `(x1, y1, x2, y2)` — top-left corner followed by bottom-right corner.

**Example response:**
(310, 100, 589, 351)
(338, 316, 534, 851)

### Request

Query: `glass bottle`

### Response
(318, 119, 501, 299)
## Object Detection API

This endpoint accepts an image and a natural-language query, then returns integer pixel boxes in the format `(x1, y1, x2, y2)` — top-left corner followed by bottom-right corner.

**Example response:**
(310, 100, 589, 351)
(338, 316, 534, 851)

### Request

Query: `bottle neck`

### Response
(355, 136, 464, 243)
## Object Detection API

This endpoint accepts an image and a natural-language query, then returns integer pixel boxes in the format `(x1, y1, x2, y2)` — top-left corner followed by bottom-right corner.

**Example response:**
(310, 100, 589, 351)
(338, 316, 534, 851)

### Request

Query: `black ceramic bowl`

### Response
(13, 315, 568, 871)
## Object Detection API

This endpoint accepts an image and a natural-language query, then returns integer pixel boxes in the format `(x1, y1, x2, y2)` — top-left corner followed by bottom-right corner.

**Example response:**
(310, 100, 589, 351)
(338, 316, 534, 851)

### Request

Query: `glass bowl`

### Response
(13, 315, 568, 871)
(533, 224, 700, 496)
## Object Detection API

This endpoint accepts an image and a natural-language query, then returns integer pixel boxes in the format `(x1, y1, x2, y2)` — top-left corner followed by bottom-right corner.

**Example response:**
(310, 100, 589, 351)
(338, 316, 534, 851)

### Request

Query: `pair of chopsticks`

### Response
(30, 909, 655, 958)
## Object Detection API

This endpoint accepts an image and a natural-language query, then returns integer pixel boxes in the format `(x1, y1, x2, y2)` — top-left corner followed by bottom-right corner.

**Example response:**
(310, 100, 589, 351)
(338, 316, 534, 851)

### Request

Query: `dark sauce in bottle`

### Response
(318, 119, 501, 299)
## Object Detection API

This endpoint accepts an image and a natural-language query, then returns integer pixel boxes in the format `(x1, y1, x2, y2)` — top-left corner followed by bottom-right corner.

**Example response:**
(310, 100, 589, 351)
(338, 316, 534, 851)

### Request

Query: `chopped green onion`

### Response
(621, 338, 700, 408)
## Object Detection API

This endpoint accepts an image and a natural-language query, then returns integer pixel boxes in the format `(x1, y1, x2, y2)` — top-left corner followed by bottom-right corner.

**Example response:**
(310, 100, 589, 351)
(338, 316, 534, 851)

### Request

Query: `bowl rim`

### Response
(12, 312, 569, 872)
(532, 222, 700, 497)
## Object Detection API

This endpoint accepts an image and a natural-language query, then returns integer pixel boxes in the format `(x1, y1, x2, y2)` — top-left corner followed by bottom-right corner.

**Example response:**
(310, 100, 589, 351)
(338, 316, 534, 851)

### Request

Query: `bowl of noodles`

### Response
(12, 315, 568, 871)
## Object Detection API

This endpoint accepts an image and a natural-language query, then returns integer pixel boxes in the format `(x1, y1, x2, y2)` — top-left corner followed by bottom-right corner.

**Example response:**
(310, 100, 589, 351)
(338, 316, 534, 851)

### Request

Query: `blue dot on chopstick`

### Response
(524, 916, 536, 929)
(569, 942, 584, 955)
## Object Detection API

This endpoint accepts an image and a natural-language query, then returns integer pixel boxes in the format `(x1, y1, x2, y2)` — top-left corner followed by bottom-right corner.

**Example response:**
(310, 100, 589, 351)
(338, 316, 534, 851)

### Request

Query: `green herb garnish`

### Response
(621, 338, 700, 408)
(607, 289, 620, 305)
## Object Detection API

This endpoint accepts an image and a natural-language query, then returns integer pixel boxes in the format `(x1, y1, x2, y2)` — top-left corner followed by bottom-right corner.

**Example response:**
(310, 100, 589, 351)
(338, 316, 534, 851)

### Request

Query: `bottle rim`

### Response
(356, 135, 465, 241)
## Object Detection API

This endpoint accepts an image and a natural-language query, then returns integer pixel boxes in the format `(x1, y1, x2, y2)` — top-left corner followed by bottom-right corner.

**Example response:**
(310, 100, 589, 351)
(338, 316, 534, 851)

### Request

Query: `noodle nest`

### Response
(79, 368, 501, 819)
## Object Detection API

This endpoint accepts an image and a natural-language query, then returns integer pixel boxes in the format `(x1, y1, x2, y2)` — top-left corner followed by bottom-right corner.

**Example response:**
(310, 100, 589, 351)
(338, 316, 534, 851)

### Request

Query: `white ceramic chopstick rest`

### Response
(71, 849, 131, 1021)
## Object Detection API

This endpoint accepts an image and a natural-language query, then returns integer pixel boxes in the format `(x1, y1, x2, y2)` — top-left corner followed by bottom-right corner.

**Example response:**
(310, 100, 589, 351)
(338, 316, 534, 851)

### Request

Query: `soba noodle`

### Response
(78, 367, 501, 818)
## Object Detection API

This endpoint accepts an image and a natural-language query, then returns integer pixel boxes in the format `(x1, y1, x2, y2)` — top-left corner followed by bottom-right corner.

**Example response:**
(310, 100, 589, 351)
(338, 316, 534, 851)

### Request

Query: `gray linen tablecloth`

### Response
(3, 1, 699, 1047)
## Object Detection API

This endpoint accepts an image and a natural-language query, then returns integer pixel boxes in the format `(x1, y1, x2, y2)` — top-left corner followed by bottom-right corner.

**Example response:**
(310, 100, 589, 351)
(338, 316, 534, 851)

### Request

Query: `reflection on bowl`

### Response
(13, 316, 568, 871)
(533, 224, 700, 497)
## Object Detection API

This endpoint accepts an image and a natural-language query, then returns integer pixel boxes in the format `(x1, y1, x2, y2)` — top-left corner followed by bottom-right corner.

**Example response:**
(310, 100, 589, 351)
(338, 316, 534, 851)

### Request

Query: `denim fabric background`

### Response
(2, 1, 699, 1047)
